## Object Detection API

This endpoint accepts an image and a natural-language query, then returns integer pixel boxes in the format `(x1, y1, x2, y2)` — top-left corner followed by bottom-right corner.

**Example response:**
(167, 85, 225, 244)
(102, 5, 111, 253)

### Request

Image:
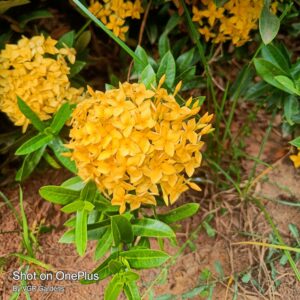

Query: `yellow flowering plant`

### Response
(39, 78, 213, 298)
(0, 33, 89, 181)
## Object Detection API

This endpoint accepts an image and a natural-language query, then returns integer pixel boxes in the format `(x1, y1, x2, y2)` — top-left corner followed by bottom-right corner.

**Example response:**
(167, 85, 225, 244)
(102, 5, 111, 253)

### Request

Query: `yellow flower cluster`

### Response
(290, 150, 300, 168)
(191, 0, 278, 46)
(67, 79, 213, 213)
(0, 35, 84, 132)
(89, 0, 144, 40)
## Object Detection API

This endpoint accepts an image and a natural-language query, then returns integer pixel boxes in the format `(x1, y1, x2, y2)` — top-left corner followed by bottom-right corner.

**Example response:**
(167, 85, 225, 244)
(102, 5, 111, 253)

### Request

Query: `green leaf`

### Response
(48, 137, 77, 173)
(17, 97, 46, 132)
(157, 51, 176, 88)
(70, 61, 86, 78)
(141, 64, 156, 88)
(120, 249, 170, 269)
(94, 228, 113, 260)
(254, 58, 291, 93)
(163, 13, 180, 35)
(132, 218, 175, 238)
(275, 76, 300, 95)
(122, 271, 139, 282)
(0, 0, 29, 14)
(104, 274, 124, 300)
(111, 215, 134, 246)
(176, 48, 194, 74)
(259, 4, 280, 45)
(261, 44, 290, 71)
(61, 200, 85, 213)
(57, 31, 75, 48)
(137, 237, 150, 248)
(19, 10, 53, 28)
(39, 186, 80, 205)
(289, 224, 299, 240)
(15, 133, 53, 155)
(59, 229, 75, 243)
(81, 252, 119, 284)
(10, 253, 53, 271)
(43, 151, 61, 169)
(158, 33, 170, 58)
(75, 30, 91, 52)
(124, 281, 141, 300)
(284, 95, 299, 125)
(15, 145, 46, 181)
(76, 209, 88, 256)
(158, 203, 200, 224)
(80, 180, 97, 202)
(61, 176, 85, 191)
(289, 137, 300, 148)
(50, 103, 72, 134)
(134, 46, 149, 74)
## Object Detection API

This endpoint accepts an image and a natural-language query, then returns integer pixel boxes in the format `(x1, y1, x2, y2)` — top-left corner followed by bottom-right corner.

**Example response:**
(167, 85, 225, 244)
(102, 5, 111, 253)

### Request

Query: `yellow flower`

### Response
(0, 35, 84, 132)
(88, 0, 144, 40)
(67, 81, 213, 213)
(290, 149, 300, 168)
(189, 0, 278, 46)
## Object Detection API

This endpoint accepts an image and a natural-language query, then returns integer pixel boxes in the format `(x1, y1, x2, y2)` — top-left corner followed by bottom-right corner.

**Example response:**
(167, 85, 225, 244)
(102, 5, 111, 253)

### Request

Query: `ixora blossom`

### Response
(89, 0, 144, 40)
(290, 150, 300, 168)
(0, 35, 83, 132)
(66, 78, 213, 213)
(187, 0, 278, 46)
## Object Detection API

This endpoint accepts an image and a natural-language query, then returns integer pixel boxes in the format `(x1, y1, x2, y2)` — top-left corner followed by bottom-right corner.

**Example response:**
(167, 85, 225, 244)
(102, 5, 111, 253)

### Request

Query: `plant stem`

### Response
(179, 0, 219, 114)
(72, 0, 141, 63)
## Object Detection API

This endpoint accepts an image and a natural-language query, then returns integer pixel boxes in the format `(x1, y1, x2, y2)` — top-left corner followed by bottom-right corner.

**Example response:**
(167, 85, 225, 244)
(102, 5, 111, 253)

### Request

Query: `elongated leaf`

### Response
(70, 61, 86, 78)
(61, 200, 85, 213)
(15, 133, 52, 155)
(48, 137, 77, 173)
(158, 33, 170, 58)
(61, 176, 85, 190)
(124, 281, 141, 300)
(134, 46, 149, 73)
(132, 218, 175, 238)
(163, 13, 180, 35)
(43, 151, 61, 169)
(104, 274, 124, 300)
(157, 51, 176, 88)
(284, 95, 299, 125)
(275, 76, 300, 95)
(290, 137, 300, 148)
(16, 145, 46, 181)
(50, 103, 72, 134)
(19, 187, 33, 257)
(176, 48, 194, 74)
(17, 97, 45, 132)
(75, 31, 91, 52)
(76, 209, 88, 256)
(39, 186, 80, 205)
(81, 252, 119, 284)
(0, 0, 29, 14)
(111, 215, 134, 246)
(261, 44, 290, 71)
(94, 228, 113, 260)
(80, 180, 97, 202)
(158, 203, 200, 224)
(259, 4, 280, 45)
(19, 10, 53, 28)
(254, 58, 291, 93)
(57, 31, 75, 48)
(11, 253, 54, 271)
(120, 249, 170, 269)
(141, 64, 156, 88)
